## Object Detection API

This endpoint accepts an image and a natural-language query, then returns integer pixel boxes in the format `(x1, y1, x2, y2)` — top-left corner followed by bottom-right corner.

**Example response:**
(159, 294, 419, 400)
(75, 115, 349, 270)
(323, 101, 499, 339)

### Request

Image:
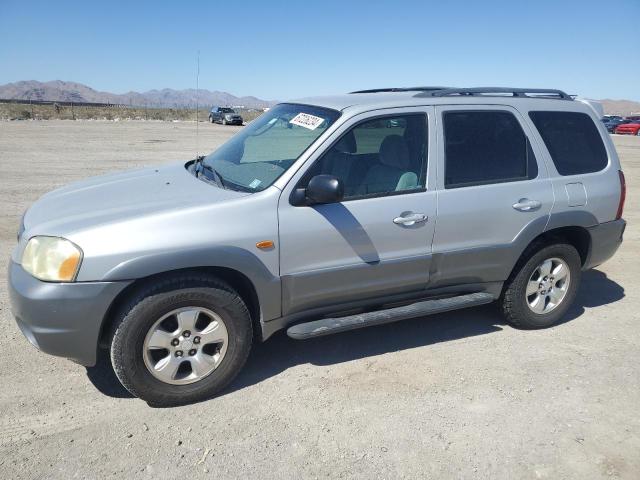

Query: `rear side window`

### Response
(529, 111, 608, 175)
(443, 111, 538, 189)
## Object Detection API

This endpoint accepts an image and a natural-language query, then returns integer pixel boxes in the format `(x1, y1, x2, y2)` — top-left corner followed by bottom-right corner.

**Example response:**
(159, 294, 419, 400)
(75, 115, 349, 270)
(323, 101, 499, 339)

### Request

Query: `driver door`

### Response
(277, 108, 437, 316)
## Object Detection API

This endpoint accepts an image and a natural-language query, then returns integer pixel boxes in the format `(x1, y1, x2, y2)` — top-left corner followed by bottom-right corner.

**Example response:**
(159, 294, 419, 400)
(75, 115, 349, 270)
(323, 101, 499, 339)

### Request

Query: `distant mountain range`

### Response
(597, 99, 640, 117)
(0, 80, 276, 109)
(1, 80, 639, 116)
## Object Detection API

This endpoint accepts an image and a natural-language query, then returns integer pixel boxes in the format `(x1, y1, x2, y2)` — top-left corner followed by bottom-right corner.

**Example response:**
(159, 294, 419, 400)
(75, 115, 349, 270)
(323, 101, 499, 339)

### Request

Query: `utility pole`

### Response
(196, 50, 200, 158)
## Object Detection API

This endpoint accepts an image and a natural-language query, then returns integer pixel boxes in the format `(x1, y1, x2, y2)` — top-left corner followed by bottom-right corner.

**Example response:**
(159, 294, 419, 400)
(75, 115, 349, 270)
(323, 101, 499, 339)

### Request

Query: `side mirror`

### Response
(292, 174, 344, 206)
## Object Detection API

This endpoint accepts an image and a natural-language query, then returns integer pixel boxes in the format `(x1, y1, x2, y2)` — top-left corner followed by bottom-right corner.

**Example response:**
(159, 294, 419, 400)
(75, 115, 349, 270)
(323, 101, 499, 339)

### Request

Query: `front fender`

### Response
(101, 245, 281, 321)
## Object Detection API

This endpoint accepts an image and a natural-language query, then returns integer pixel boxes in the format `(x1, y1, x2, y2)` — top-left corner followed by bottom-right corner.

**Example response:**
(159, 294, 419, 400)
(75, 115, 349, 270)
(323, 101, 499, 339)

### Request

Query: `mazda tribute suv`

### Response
(9, 87, 626, 405)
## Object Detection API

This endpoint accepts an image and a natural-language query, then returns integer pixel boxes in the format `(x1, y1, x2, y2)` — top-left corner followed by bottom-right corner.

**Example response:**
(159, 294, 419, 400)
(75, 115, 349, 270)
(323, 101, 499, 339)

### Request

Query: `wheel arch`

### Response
(504, 224, 592, 293)
(540, 225, 591, 266)
(98, 266, 268, 350)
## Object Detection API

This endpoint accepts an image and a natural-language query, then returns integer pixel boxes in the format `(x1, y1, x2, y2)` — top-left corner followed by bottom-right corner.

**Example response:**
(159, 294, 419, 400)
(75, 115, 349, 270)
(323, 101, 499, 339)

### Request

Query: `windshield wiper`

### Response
(194, 156, 226, 189)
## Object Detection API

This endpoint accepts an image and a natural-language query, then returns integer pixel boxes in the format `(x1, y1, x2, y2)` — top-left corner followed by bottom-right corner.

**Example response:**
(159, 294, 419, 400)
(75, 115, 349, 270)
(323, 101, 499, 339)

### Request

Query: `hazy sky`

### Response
(1, 0, 638, 101)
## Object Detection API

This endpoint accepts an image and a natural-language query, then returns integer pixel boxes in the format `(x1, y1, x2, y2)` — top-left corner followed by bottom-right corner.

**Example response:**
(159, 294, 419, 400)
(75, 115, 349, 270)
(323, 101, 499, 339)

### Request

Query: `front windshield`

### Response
(220, 108, 235, 113)
(203, 103, 340, 191)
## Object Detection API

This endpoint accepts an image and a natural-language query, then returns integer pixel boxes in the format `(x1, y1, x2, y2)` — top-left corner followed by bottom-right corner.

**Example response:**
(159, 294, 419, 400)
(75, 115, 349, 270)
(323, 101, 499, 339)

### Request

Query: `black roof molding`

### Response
(415, 87, 573, 100)
(350, 86, 449, 94)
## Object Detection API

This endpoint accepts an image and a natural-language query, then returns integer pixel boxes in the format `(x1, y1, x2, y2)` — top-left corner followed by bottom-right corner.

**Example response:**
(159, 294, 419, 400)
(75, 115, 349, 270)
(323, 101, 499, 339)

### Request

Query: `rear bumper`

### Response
(8, 261, 131, 366)
(584, 219, 626, 270)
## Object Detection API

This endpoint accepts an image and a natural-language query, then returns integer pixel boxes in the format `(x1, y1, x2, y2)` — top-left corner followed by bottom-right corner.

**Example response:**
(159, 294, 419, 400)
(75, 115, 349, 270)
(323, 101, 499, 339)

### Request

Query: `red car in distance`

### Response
(615, 118, 640, 135)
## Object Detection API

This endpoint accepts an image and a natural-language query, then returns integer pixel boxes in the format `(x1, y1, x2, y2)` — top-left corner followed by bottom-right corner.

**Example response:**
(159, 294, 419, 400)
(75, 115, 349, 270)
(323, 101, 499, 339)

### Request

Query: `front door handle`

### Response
(512, 198, 542, 212)
(393, 213, 428, 226)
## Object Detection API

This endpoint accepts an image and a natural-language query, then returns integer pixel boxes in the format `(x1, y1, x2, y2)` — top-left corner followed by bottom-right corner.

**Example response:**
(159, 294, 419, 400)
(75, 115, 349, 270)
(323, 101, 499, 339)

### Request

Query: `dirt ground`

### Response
(0, 120, 638, 479)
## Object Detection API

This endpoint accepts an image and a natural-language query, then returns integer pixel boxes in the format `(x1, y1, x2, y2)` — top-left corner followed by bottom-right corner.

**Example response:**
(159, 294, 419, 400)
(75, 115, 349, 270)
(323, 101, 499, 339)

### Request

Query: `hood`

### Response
(23, 162, 248, 235)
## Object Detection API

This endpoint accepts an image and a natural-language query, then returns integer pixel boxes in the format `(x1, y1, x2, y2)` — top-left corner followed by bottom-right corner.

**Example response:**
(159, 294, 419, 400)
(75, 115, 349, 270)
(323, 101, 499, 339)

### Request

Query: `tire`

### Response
(500, 243, 581, 329)
(636, 129, 640, 136)
(110, 274, 253, 406)
(222, 118, 227, 125)
(209, 116, 214, 123)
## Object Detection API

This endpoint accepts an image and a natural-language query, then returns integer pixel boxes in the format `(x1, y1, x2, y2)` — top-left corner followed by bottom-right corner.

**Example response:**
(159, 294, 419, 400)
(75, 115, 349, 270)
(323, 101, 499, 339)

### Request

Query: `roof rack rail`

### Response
(416, 87, 573, 100)
(350, 86, 448, 94)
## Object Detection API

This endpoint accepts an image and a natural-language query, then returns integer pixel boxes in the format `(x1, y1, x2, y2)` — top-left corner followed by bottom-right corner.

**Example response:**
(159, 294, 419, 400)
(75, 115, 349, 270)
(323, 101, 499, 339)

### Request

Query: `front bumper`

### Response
(8, 260, 131, 366)
(584, 219, 626, 270)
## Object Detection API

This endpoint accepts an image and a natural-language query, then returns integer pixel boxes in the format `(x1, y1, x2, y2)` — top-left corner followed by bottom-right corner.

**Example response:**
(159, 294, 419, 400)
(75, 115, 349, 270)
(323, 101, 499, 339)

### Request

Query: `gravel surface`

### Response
(0, 120, 638, 479)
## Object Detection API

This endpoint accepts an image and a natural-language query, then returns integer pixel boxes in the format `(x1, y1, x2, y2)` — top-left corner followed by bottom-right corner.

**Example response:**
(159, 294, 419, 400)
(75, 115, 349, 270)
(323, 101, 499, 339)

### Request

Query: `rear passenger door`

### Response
(278, 108, 437, 316)
(431, 105, 554, 287)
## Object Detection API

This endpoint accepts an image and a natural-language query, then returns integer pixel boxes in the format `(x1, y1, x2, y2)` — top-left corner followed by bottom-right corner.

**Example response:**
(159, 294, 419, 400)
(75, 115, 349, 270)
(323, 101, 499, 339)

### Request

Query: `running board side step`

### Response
(286, 292, 495, 340)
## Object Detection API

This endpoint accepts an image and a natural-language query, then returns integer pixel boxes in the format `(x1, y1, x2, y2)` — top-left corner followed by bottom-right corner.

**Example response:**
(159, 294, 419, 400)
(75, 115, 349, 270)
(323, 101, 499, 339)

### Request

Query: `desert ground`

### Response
(0, 120, 638, 479)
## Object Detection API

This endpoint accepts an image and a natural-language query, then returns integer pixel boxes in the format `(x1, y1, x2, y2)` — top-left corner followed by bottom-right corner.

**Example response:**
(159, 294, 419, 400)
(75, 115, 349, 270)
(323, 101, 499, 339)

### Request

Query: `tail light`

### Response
(616, 170, 626, 220)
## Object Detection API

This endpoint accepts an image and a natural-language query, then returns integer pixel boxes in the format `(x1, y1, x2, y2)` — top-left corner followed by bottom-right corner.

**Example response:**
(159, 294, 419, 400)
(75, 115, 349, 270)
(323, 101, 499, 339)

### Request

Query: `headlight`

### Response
(21, 236, 82, 282)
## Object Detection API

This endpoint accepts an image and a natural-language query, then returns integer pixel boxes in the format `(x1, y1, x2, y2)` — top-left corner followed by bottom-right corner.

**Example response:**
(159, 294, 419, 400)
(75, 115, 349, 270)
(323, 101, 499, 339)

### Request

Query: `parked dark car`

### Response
(209, 107, 243, 125)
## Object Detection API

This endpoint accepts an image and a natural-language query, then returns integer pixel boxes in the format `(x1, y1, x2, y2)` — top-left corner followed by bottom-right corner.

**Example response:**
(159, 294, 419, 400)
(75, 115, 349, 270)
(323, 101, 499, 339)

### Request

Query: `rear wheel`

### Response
(501, 243, 581, 329)
(110, 274, 252, 406)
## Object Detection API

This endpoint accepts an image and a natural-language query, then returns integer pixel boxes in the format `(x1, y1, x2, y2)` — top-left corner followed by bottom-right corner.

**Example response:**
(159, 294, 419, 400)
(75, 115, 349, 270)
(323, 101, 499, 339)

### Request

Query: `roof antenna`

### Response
(196, 49, 200, 159)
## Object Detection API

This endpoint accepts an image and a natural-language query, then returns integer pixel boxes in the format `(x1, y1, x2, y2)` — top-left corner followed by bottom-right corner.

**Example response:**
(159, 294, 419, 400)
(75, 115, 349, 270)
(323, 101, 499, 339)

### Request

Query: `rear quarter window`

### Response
(529, 111, 608, 176)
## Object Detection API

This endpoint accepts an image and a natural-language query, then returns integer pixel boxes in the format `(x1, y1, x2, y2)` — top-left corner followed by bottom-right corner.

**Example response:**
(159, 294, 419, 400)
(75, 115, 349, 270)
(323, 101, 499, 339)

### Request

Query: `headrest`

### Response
(379, 135, 410, 169)
(334, 130, 357, 154)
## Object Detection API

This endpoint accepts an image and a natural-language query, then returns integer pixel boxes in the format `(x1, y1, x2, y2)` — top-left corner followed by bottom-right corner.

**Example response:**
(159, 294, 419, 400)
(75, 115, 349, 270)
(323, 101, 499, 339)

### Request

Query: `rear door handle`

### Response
(393, 213, 428, 226)
(512, 198, 542, 212)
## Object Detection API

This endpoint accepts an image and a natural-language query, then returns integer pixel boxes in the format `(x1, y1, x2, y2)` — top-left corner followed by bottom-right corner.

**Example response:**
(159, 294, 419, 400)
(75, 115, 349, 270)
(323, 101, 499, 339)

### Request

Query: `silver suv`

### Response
(9, 87, 626, 405)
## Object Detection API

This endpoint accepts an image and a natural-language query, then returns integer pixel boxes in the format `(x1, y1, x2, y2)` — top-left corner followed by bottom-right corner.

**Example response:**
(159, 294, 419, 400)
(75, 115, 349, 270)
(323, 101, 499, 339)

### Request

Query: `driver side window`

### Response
(302, 113, 428, 200)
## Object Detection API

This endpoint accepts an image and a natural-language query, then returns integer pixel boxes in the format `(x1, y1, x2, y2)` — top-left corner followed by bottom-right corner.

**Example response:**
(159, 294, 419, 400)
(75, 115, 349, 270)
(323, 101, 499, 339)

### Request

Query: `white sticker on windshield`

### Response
(249, 179, 262, 189)
(289, 112, 325, 130)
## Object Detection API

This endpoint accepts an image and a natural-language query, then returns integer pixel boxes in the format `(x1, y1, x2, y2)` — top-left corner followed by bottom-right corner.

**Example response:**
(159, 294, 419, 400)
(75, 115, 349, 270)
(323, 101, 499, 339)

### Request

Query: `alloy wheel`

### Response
(142, 307, 228, 385)
(526, 257, 571, 314)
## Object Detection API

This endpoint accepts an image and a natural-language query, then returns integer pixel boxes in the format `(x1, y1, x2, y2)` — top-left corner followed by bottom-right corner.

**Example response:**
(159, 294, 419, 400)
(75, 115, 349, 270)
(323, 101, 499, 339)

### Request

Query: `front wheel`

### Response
(222, 118, 228, 125)
(500, 243, 581, 329)
(110, 275, 253, 406)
